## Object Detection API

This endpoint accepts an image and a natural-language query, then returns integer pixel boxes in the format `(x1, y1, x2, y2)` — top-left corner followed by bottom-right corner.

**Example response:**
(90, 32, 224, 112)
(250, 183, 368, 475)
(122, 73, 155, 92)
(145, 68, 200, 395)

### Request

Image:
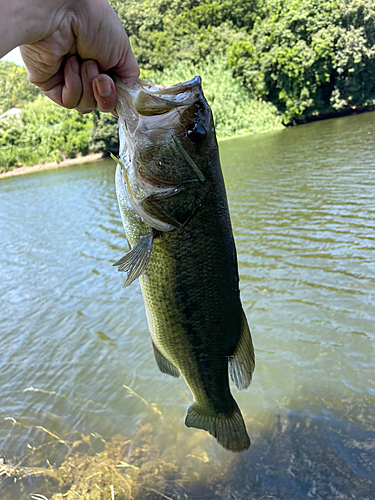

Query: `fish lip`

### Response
(115, 75, 202, 98)
(136, 75, 202, 99)
(114, 75, 204, 120)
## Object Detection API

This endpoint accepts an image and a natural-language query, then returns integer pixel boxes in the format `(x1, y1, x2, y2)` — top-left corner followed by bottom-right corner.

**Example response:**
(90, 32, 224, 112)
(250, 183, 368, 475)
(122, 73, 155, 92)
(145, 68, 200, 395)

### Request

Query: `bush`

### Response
(228, 0, 375, 123)
(0, 96, 93, 172)
(110, 0, 264, 71)
(145, 58, 282, 139)
(0, 61, 40, 115)
(89, 111, 119, 154)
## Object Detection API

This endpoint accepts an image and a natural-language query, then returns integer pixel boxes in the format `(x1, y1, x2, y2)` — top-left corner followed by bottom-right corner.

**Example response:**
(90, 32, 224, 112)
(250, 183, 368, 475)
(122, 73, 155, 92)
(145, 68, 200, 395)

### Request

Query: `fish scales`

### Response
(113, 76, 255, 453)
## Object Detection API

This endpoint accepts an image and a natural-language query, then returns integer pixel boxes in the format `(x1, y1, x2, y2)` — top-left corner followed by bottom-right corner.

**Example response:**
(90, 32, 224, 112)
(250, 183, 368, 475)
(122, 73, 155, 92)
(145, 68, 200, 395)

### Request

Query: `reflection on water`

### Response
(1, 112, 375, 498)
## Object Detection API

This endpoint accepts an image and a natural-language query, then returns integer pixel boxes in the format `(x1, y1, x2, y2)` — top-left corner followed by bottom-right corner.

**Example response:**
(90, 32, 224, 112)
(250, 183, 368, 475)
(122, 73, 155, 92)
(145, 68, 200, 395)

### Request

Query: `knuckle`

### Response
(76, 107, 94, 115)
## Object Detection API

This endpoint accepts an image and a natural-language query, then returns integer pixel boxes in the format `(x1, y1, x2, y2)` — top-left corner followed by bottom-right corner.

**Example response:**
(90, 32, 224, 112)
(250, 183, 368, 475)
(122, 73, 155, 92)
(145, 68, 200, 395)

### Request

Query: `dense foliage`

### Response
(0, 95, 92, 172)
(111, 0, 375, 122)
(0, 58, 280, 171)
(0, 61, 40, 115)
(110, 0, 264, 70)
(228, 0, 375, 122)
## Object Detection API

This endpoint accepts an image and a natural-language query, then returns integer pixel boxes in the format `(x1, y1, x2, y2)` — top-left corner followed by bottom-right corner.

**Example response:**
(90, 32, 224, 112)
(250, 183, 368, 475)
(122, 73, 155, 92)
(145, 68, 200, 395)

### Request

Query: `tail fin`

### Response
(185, 403, 250, 453)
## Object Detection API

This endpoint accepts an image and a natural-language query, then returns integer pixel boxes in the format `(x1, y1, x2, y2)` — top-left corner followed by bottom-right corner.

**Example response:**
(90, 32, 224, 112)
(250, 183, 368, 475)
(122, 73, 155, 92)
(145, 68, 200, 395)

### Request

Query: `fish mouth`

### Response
(114, 75, 210, 166)
(114, 75, 203, 119)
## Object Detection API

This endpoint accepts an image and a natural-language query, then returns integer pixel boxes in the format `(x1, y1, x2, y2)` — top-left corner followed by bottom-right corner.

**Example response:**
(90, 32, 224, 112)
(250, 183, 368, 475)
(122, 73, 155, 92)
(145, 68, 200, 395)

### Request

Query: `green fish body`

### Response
(114, 76, 255, 453)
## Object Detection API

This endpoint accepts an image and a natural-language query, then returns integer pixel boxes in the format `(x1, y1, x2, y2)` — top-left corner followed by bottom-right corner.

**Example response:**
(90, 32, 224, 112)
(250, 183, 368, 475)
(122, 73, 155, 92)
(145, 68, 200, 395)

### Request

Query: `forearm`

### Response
(0, 0, 73, 58)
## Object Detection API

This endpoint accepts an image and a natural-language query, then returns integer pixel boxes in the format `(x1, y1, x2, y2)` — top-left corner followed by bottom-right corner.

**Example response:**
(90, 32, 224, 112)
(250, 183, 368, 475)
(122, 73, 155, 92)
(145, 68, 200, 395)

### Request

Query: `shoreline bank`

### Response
(285, 104, 375, 126)
(2, 104, 373, 180)
(0, 153, 105, 180)
(0, 128, 279, 180)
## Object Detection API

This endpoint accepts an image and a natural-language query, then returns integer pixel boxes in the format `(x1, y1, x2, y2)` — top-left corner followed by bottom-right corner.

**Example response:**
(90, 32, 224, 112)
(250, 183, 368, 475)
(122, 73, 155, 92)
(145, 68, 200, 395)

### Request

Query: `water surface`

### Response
(1, 112, 375, 499)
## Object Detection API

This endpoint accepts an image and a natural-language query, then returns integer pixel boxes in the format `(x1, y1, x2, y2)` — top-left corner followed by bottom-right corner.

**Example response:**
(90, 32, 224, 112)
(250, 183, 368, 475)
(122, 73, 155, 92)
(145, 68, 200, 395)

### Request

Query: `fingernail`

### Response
(95, 77, 112, 97)
(86, 60, 98, 81)
(70, 56, 80, 75)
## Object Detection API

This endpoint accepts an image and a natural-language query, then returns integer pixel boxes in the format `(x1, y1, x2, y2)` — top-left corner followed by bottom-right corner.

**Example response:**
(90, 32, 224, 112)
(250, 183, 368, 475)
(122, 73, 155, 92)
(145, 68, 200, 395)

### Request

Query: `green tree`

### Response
(228, 0, 375, 123)
(89, 111, 119, 154)
(110, 0, 263, 70)
(0, 61, 40, 115)
(0, 96, 92, 172)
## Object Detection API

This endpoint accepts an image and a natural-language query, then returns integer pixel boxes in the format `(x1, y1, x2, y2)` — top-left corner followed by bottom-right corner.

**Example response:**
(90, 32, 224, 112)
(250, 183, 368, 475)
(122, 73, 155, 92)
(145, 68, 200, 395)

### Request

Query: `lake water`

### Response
(1, 112, 375, 499)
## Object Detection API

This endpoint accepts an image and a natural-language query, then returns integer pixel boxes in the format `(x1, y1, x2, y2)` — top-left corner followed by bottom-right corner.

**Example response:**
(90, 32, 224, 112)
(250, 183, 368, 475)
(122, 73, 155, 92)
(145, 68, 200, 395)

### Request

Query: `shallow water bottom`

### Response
(1, 396, 374, 500)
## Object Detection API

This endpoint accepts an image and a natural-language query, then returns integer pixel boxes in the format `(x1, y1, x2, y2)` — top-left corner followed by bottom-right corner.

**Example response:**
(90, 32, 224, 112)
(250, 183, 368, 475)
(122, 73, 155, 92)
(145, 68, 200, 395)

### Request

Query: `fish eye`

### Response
(187, 123, 207, 143)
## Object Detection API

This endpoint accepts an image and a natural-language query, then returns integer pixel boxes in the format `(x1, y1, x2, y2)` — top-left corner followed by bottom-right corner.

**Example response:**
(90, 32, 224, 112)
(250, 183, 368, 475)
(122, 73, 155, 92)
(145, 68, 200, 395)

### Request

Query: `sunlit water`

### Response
(1, 112, 375, 499)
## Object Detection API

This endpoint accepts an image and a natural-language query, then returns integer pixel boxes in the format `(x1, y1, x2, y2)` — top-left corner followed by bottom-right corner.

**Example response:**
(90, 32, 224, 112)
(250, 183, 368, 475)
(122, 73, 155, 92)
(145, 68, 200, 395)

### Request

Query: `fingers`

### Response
(72, 0, 140, 88)
(62, 56, 83, 109)
(111, 34, 140, 87)
(19, 0, 139, 115)
(34, 56, 117, 114)
(41, 55, 83, 109)
(20, 0, 139, 115)
(92, 75, 117, 113)
(75, 60, 99, 114)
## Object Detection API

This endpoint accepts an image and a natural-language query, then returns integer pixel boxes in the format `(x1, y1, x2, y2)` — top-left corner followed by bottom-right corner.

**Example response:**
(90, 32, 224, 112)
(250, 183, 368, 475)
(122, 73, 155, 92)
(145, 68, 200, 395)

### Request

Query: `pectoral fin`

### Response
(229, 308, 255, 390)
(152, 342, 180, 378)
(113, 230, 154, 287)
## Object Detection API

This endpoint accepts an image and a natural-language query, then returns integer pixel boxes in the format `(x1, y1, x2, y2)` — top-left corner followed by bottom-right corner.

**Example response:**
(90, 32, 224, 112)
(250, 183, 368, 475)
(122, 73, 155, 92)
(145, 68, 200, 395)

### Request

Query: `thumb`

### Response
(73, 1, 140, 86)
(111, 42, 140, 87)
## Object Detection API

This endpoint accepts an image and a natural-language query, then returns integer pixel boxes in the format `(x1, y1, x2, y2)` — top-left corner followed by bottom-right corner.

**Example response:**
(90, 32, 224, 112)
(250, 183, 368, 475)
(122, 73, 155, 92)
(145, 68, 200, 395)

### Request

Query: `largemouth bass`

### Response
(113, 76, 255, 453)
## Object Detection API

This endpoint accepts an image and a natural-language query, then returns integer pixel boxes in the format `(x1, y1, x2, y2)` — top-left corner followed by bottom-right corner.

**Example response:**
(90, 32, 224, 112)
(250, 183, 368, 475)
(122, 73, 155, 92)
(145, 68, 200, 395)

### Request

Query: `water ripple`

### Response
(1, 116, 375, 497)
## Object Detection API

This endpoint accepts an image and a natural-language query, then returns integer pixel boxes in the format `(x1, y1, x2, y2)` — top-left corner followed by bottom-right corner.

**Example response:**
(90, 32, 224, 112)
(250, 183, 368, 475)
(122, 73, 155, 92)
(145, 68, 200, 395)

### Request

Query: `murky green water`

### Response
(1, 112, 375, 499)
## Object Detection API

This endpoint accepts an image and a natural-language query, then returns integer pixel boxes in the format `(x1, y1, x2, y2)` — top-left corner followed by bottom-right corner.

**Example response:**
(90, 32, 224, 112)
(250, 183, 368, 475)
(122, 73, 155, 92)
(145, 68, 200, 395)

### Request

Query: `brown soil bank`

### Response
(0, 153, 104, 180)
(285, 104, 375, 126)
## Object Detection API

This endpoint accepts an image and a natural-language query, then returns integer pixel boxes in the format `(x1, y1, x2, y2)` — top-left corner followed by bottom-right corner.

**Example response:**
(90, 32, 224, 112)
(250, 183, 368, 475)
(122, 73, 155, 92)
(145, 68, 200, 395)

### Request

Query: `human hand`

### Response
(18, 0, 139, 114)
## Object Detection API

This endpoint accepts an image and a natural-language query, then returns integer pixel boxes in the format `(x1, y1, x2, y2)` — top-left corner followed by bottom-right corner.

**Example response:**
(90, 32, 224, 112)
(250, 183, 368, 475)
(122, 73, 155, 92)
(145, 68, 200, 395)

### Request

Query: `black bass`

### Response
(113, 76, 255, 453)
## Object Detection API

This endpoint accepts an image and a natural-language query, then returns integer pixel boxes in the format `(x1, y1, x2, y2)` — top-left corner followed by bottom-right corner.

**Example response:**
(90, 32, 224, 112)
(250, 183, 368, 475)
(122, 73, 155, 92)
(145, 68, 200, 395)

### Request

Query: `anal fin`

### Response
(113, 230, 154, 287)
(229, 308, 255, 390)
(152, 342, 180, 378)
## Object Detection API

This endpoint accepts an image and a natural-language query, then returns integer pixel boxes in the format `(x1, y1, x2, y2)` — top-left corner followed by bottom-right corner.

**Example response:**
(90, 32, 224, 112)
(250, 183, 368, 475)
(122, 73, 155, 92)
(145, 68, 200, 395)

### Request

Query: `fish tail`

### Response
(185, 403, 250, 453)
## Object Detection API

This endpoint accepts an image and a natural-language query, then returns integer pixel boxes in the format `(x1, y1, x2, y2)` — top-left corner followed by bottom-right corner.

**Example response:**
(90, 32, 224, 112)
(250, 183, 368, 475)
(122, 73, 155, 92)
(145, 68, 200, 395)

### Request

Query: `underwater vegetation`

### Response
(2, 384, 374, 500)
